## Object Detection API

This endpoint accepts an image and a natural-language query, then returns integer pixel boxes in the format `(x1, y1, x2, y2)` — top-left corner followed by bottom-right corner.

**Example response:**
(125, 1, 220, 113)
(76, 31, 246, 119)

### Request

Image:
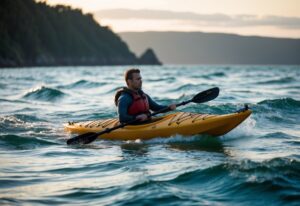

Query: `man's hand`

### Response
(168, 104, 176, 110)
(135, 114, 148, 122)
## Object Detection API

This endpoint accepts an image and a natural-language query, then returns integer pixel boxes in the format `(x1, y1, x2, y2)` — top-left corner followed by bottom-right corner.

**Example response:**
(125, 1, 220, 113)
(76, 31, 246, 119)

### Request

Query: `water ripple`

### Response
(1, 65, 300, 205)
(23, 86, 66, 102)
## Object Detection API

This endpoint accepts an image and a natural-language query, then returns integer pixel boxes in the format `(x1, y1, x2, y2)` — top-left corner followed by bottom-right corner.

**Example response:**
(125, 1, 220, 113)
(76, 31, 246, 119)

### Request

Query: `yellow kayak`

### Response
(65, 108, 251, 141)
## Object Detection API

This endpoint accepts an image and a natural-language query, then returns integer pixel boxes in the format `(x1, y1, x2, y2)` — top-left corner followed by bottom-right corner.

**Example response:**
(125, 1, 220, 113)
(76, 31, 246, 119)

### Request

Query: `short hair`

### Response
(124, 68, 140, 82)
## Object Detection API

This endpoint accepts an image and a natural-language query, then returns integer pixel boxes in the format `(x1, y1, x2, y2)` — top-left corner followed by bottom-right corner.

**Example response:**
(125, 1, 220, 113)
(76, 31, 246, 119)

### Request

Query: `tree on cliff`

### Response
(0, 0, 161, 67)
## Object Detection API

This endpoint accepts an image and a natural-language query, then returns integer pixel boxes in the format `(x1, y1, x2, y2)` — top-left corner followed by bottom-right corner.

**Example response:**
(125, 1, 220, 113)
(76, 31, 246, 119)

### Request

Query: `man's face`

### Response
(128, 73, 142, 90)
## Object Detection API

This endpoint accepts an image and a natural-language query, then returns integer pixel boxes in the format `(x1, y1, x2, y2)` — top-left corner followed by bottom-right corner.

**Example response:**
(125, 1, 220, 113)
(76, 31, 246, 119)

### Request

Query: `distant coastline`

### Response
(120, 31, 300, 65)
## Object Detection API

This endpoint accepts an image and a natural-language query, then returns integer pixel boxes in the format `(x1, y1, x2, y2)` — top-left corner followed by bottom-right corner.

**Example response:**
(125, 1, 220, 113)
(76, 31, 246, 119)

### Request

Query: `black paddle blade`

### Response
(192, 87, 219, 103)
(66, 132, 98, 145)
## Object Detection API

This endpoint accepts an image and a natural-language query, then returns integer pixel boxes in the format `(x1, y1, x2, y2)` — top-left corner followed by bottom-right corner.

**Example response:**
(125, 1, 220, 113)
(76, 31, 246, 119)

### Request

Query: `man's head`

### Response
(125, 68, 142, 91)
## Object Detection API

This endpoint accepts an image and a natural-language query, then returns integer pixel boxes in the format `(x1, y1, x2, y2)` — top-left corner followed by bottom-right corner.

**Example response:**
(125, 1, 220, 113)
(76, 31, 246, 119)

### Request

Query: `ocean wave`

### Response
(257, 98, 300, 110)
(0, 134, 57, 150)
(164, 156, 300, 184)
(0, 83, 6, 89)
(168, 157, 300, 202)
(251, 99, 299, 125)
(122, 156, 300, 205)
(284, 140, 300, 147)
(105, 86, 124, 94)
(57, 80, 107, 89)
(0, 98, 27, 104)
(169, 83, 199, 92)
(192, 103, 243, 114)
(261, 132, 296, 139)
(0, 114, 44, 123)
(277, 86, 300, 90)
(257, 77, 296, 85)
(227, 158, 300, 195)
(230, 159, 300, 203)
(0, 114, 38, 133)
(202, 72, 226, 79)
(227, 157, 299, 174)
(0, 114, 52, 135)
(23, 86, 66, 101)
(167, 164, 226, 185)
(147, 77, 176, 83)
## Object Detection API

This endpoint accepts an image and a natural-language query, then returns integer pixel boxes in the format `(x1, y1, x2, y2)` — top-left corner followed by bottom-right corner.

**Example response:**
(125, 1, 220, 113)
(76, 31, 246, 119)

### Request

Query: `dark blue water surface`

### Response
(1, 65, 300, 205)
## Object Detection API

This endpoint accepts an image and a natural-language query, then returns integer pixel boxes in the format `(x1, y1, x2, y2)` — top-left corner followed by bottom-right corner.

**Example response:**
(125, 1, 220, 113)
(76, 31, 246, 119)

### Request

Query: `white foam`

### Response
(124, 134, 205, 145)
(221, 115, 257, 140)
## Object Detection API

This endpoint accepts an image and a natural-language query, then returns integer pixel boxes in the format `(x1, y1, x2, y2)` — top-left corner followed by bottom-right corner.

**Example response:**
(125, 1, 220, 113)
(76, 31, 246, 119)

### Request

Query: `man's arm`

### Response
(147, 95, 168, 112)
(147, 94, 177, 112)
(117, 94, 135, 123)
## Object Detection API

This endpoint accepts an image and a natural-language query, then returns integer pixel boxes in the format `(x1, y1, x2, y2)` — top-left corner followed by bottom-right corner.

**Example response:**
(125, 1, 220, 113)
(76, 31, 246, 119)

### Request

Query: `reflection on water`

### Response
(166, 136, 225, 153)
(121, 142, 149, 157)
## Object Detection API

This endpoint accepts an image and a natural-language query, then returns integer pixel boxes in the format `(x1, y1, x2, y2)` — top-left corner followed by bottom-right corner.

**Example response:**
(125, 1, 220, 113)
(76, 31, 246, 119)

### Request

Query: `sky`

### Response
(43, 0, 300, 38)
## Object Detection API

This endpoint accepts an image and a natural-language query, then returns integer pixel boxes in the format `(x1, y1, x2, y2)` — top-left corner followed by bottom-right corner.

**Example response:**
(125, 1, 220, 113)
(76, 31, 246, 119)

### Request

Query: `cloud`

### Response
(94, 9, 300, 29)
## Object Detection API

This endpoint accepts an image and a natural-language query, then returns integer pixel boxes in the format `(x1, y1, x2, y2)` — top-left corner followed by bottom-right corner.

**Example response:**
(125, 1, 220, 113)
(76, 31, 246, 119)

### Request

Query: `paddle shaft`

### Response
(151, 100, 191, 116)
(86, 104, 178, 137)
(94, 100, 190, 132)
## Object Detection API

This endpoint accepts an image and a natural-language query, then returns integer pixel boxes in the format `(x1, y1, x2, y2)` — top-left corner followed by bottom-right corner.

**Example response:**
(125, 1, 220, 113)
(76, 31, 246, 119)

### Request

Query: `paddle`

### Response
(66, 87, 219, 145)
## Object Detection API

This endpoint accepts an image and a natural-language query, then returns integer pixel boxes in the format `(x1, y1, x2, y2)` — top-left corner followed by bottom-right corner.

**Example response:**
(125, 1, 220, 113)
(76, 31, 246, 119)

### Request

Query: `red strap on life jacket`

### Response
(127, 92, 150, 115)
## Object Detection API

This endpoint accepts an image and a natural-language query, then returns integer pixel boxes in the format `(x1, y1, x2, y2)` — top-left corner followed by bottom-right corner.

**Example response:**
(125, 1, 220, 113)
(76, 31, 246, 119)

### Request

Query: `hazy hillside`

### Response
(120, 32, 300, 65)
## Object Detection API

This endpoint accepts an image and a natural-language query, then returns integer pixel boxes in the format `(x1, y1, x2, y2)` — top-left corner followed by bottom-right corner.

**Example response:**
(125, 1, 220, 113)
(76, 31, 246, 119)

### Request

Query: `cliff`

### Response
(0, 0, 161, 67)
(138, 48, 162, 65)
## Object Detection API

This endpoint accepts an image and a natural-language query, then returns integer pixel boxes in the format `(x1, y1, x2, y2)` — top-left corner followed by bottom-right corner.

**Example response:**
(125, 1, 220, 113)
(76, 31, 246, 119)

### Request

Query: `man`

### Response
(115, 68, 176, 123)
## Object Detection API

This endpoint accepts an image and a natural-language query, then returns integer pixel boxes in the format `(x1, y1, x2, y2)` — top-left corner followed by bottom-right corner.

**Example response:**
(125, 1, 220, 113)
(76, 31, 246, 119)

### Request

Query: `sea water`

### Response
(0, 65, 300, 205)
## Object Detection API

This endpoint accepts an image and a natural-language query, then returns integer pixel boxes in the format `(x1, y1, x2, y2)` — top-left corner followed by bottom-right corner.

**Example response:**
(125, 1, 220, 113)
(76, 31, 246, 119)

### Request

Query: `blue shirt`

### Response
(117, 92, 168, 123)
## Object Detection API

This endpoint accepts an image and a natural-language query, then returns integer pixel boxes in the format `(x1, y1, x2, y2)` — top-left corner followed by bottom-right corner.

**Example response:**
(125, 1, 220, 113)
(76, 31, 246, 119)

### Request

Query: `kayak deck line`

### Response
(65, 106, 252, 140)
